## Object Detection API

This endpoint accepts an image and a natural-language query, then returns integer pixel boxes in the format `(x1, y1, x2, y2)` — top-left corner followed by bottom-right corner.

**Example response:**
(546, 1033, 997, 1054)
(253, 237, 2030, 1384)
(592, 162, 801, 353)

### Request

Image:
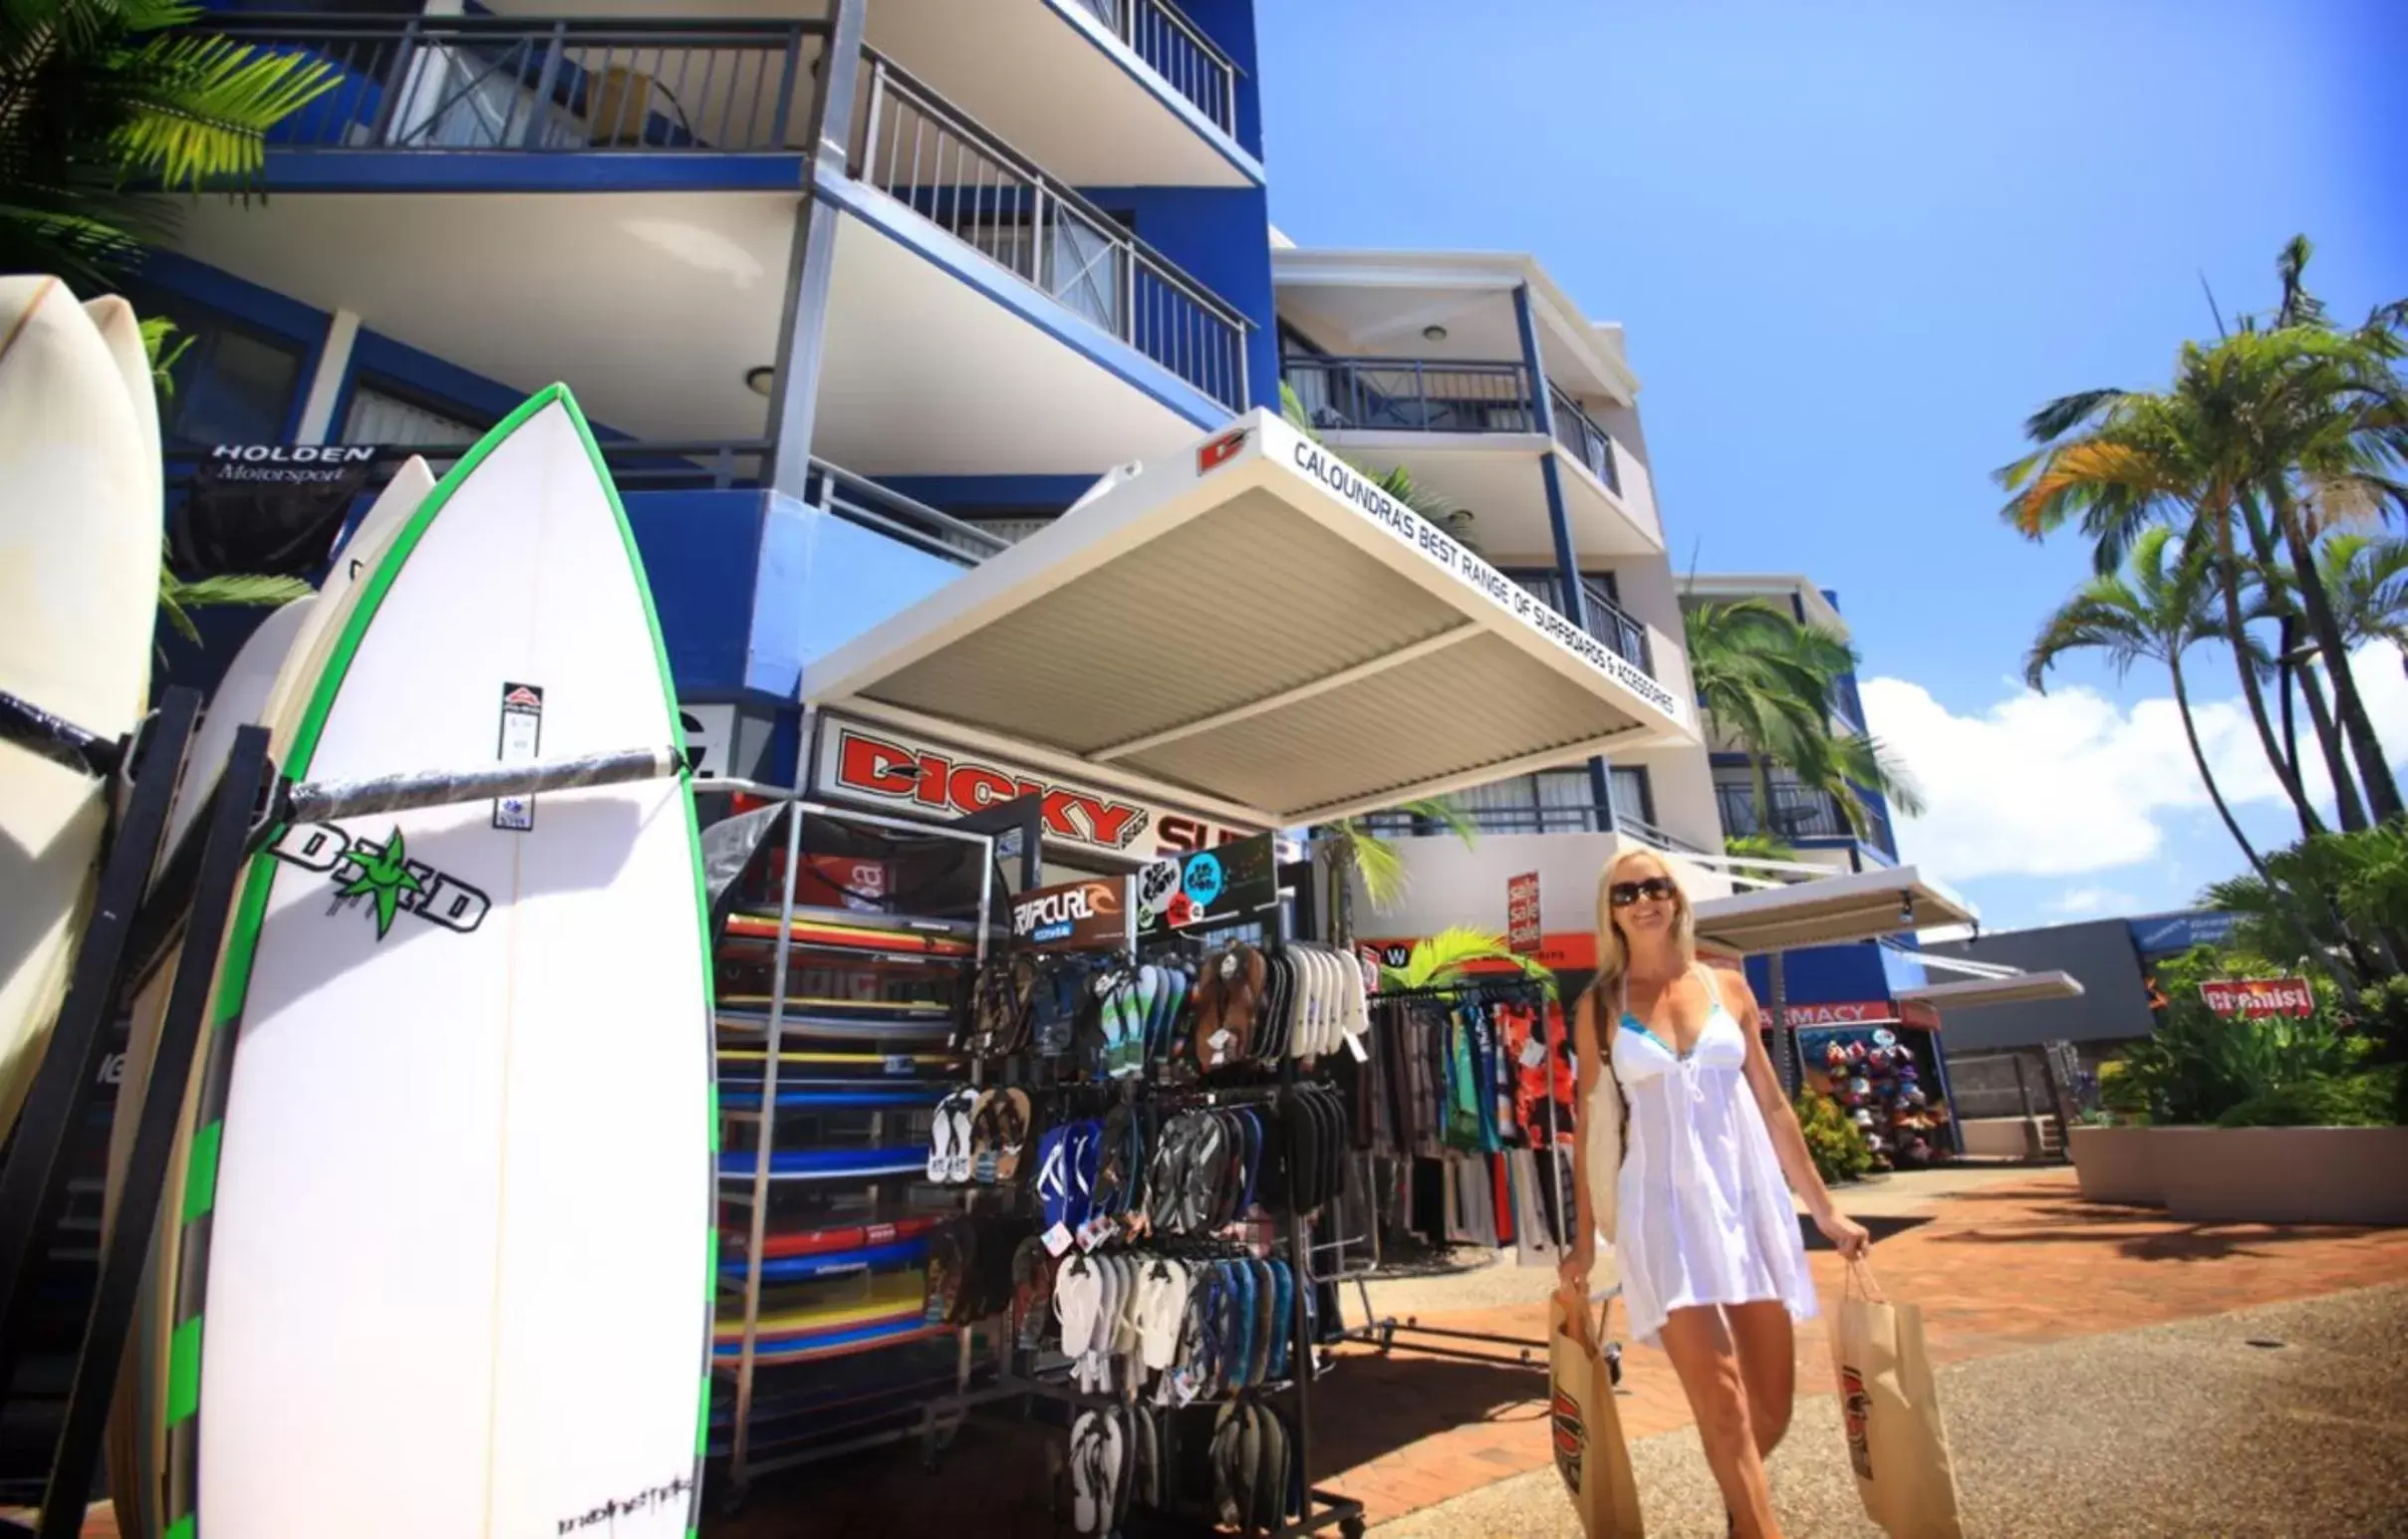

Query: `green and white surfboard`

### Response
(162, 386, 714, 1538)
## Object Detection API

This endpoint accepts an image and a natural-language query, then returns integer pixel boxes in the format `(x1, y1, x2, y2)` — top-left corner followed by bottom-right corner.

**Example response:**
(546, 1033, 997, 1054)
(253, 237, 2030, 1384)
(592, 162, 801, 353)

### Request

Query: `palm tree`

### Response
(1378, 925, 1555, 997)
(2315, 532, 2408, 676)
(2002, 238, 2408, 831)
(5, 2, 336, 637)
(2, 0, 335, 284)
(2027, 527, 2273, 880)
(1313, 796, 1476, 949)
(2261, 237, 2407, 820)
(1684, 597, 1922, 843)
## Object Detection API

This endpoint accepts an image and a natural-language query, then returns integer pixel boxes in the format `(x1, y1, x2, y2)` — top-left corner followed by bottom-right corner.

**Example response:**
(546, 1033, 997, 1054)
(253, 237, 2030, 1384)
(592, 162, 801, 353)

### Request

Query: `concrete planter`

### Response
(2067, 1125, 2162, 1206)
(2154, 1126, 2408, 1225)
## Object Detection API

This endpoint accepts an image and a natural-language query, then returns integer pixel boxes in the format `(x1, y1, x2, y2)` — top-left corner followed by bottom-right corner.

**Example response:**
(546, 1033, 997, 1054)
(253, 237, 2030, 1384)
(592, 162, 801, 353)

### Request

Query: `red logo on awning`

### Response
(1198, 427, 1249, 475)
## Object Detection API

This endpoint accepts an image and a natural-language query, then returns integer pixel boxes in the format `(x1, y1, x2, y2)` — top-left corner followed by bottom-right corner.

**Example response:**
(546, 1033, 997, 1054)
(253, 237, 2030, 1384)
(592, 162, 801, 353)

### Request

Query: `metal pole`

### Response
(1765, 951, 1798, 1097)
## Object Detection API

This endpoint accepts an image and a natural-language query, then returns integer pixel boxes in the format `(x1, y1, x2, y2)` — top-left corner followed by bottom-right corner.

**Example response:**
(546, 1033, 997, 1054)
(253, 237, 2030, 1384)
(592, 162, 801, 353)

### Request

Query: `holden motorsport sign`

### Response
(813, 717, 1266, 859)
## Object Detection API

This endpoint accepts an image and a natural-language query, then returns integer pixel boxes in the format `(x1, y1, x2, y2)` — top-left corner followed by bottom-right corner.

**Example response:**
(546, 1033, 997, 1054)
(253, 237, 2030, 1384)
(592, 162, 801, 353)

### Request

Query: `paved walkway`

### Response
(1376, 1283, 2408, 1536)
(1316, 1169, 2408, 1526)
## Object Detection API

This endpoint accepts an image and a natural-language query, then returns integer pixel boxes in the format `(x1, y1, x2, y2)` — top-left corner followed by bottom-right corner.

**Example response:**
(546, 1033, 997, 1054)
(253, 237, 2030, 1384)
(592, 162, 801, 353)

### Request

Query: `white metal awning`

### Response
(801, 409, 1698, 829)
(1692, 865, 1977, 955)
(1895, 971, 2086, 1010)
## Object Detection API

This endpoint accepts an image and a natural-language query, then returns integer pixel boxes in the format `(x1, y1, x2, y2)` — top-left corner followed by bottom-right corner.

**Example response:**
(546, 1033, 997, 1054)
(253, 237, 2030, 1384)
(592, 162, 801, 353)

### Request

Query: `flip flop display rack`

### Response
(702, 791, 1004, 1508)
(939, 848, 1370, 1539)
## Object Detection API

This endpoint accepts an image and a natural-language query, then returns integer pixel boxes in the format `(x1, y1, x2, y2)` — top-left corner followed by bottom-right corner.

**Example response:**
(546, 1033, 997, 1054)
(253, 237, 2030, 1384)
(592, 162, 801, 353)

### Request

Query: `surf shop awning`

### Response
(801, 409, 1698, 831)
(1692, 866, 1976, 956)
(1895, 971, 2085, 1010)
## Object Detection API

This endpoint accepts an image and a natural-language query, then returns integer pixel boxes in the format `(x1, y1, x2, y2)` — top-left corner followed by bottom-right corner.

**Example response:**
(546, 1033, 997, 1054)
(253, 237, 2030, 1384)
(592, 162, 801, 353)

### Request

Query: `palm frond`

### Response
(1378, 925, 1556, 999)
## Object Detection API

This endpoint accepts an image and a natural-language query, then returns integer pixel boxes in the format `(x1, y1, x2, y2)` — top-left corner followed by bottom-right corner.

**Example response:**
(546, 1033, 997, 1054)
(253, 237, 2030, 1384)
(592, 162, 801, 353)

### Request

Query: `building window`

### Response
(341, 379, 489, 449)
(1608, 765, 1654, 827)
(142, 301, 306, 446)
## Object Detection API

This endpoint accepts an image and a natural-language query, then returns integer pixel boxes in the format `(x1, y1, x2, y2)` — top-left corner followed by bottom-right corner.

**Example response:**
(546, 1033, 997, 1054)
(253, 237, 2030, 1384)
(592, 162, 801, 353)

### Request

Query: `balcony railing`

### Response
(165, 443, 1001, 568)
(1717, 782, 1858, 843)
(854, 51, 1250, 412)
(1506, 572, 1655, 679)
(1547, 384, 1622, 495)
(1367, 802, 1708, 856)
(1281, 356, 1535, 434)
(207, 14, 823, 154)
(1069, 0, 1237, 135)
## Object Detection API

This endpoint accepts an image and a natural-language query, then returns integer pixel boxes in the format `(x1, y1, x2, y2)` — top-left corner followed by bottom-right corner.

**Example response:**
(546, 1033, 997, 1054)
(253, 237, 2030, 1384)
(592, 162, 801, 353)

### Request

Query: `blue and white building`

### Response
(148, 0, 1711, 883)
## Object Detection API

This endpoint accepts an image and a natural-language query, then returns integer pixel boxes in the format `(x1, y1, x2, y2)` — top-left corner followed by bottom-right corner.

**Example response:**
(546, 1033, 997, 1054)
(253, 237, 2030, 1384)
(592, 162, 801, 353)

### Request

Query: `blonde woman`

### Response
(1559, 850, 1869, 1539)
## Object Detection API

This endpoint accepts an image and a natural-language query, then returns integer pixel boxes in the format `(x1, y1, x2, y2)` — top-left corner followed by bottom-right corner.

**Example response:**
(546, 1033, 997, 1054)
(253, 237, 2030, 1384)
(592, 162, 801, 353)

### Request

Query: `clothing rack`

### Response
(1337, 975, 1621, 1382)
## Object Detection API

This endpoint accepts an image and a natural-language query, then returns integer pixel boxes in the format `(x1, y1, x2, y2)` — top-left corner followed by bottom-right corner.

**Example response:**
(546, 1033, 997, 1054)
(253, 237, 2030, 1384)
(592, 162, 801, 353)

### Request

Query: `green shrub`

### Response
(1794, 1088, 1872, 1183)
(2215, 1067, 2401, 1128)
(2110, 946, 2364, 1125)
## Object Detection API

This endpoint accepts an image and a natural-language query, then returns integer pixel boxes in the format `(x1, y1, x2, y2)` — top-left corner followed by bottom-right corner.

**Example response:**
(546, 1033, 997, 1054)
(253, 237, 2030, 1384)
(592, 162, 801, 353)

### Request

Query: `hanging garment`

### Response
(1595, 964, 1816, 1350)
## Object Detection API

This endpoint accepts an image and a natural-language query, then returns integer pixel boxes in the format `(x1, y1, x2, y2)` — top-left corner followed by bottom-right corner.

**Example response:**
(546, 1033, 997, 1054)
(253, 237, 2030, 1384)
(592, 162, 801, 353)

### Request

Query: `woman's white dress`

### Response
(1591, 967, 1816, 1349)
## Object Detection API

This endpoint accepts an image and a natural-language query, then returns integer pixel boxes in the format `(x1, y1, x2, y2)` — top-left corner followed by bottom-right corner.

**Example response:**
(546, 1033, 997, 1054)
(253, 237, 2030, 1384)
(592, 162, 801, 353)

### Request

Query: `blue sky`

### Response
(1255, 0, 2408, 931)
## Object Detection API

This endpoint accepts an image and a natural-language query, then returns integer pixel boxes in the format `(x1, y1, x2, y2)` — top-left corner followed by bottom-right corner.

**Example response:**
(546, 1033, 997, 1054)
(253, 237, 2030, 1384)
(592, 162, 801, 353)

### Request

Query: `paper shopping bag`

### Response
(1547, 1288, 1645, 1537)
(1830, 1258, 1965, 1538)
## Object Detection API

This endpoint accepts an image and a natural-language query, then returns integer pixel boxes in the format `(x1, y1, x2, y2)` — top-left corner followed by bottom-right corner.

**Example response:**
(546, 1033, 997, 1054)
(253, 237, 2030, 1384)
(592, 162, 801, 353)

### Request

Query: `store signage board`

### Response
(1784, 1000, 1897, 1028)
(1137, 832, 1277, 935)
(175, 442, 382, 578)
(2199, 976, 2315, 1018)
(1507, 872, 1542, 955)
(1254, 420, 1687, 725)
(812, 715, 1267, 860)
(1012, 876, 1132, 951)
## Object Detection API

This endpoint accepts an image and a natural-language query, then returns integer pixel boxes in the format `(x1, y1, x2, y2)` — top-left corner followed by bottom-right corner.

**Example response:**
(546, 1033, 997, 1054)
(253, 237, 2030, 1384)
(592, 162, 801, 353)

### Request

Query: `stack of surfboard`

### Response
(0, 296, 715, 1539)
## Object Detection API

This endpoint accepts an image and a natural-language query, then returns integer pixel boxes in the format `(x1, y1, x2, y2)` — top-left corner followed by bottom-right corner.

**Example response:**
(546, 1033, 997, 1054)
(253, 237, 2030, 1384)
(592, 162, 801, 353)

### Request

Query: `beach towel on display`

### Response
(1831, 1258, 1965, 1538)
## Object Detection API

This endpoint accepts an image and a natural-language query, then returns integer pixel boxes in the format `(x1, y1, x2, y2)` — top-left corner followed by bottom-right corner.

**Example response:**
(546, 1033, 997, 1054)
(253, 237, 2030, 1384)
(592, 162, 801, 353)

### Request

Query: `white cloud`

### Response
(1863, 644, 2408, 884)
(2046, 886, 2137, 916)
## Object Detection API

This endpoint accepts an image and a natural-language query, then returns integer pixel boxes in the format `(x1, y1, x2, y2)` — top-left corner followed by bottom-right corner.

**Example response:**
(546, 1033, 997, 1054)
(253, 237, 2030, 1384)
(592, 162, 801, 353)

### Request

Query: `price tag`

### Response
(1519, 1038, 1548, 1070)
(1043, 1222, 1075, 1257)
(1207, 1030, 1233, 1055)
(1342, 1031, 1368, 1064)
(884, 1055, 914, 1076)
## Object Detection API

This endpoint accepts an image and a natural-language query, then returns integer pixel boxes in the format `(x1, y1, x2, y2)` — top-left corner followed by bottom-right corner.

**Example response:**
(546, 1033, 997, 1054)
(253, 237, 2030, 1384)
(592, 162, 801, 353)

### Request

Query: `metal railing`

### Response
(1504, 572, 1655, 678)
(1370, 801, 1709, 857)
(803, 460, 1008, 567)
(1548, 383, 1622, 495)
(1070, 0, 1238, 135)
(1615, 812, 1712, 857)
(1280, 356, 1534, 434)
(202, 14, 824, 153)
(853, 51, 1250, 412)
(1717, 782, 1856, 843)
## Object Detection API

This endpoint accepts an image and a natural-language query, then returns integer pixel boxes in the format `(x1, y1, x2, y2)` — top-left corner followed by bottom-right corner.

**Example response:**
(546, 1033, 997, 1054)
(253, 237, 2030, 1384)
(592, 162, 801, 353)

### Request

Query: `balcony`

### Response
(1717, 782, 1894, 855)
(1547, 383, 1622, 495)
(1062, 0, 1238, 136)
(1504, 572, 1655, 679)
(216, 13, 823, 173)
(1277, 353, 1659, 559)
(848, 51, 1251, 412)
(1363, 802, 1708, 857)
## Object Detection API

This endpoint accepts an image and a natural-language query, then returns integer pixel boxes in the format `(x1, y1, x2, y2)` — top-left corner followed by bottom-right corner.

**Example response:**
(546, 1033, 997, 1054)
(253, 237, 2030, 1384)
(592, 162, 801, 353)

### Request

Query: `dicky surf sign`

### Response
(812, 716, 1266, 861)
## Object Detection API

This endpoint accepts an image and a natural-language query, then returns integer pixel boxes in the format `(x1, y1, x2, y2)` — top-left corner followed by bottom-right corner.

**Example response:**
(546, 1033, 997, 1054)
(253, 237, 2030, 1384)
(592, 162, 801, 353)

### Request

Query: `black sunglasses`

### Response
(1608, 877, 1678, 907)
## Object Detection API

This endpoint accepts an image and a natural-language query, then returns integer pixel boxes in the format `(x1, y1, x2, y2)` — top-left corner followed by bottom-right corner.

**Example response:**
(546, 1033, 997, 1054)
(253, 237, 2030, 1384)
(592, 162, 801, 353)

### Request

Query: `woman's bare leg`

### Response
(1726, 1300, 1797, 1456)
(1656, 1305, 1780, 1539)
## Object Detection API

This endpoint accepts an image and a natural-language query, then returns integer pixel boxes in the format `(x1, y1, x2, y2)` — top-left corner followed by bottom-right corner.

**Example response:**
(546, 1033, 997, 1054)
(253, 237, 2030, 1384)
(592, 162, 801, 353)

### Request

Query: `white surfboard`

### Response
(0, 277, 158, 1137)
(163, 385, 712, 1539)
(108, 458, 438, 1539)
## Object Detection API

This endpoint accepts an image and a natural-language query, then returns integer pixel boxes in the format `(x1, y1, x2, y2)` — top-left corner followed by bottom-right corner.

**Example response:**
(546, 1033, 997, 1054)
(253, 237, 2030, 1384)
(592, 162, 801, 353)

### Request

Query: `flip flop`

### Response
(968, 1089, 1003, 1184)
(994, 1087, 1033, 1183)
(928, 1088, 972, 1182)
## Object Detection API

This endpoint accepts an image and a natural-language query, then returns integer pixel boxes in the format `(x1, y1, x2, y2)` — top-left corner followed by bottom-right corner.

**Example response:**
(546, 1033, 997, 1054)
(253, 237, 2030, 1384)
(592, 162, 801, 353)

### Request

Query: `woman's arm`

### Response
(1713, 966, 1870, 1258)
(1559, 990, 1601, 1289)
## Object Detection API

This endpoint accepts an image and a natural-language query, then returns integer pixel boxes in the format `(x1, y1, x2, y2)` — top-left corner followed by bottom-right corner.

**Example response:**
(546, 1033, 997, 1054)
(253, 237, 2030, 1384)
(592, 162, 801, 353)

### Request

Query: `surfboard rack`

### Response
(0, 687, 126, 780)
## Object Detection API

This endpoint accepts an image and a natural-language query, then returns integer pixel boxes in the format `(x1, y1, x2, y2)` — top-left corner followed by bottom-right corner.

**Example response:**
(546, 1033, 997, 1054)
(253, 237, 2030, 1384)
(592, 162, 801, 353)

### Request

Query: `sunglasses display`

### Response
(1608, 878, 1678, 907)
